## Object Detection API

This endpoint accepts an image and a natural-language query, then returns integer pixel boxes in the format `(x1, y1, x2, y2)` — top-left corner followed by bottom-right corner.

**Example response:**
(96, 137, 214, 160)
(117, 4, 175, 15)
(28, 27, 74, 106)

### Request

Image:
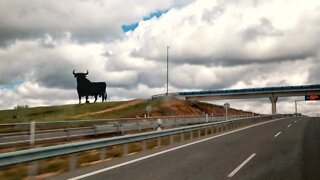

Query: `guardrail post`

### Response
(69, 153, 77, 171)
(198, 130, 201, 137)
(157, 137, 161, 147)
(191, 118, 195, 125)
(66, 128, 71, 140)
(142, 140, 147, 151)
(121, 123, 124, 135)
(137, 123, 141, 133)
(30, 121, 35, 146)
(157, 119, 162, 131)
(100, 148, 106, 160)
(206, 114, 208, 123)
(190, 131, 193, 140)
(94, 126, 98, 136)
(151, 121, 155, 130)
(123, 144, 128, 155)
(28, 161, 37, 180)
(115, 124, 120, 135)
(170, 135, 174, 145)
(180, 133, 184, 142)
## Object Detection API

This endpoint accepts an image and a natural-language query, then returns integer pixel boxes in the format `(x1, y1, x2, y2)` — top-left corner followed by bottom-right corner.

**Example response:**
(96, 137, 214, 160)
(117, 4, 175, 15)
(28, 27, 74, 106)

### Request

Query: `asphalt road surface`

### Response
(55, 116, 320, 180)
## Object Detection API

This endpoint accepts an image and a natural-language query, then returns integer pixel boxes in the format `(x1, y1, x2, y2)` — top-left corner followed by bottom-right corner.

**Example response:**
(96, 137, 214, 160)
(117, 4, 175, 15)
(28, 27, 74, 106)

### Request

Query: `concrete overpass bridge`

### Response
(175, 84, 320, 114)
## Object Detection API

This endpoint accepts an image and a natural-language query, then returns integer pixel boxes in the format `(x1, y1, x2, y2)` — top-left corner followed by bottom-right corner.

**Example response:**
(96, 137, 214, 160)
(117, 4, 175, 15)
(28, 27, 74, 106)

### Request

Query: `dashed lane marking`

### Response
(227, 153, 256, 178)
(274, 131, 282, 138)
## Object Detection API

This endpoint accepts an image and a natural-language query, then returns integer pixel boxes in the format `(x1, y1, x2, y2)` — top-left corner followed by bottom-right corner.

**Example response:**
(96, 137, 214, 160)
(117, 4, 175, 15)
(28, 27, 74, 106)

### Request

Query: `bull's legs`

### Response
(78, 95, 81, 104)
(94, 95, 97, 103)
(85, 96, 89, 103)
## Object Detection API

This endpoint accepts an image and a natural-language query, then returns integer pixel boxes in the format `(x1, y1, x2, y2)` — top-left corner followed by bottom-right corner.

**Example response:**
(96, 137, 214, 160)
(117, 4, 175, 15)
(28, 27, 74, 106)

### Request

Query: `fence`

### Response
(0, 115, 250, 147)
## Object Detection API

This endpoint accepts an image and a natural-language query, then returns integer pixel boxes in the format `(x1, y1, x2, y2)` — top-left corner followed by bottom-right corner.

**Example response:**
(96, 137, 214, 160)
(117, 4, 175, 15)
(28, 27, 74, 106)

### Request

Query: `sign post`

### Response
(224, 103, 230, 121)
(146, 105, 152, 118)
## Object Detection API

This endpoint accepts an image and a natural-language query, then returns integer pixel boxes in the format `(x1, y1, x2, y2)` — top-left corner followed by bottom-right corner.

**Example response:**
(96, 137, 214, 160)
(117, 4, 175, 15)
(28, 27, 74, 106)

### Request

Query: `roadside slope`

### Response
(0, 98, 253, 123)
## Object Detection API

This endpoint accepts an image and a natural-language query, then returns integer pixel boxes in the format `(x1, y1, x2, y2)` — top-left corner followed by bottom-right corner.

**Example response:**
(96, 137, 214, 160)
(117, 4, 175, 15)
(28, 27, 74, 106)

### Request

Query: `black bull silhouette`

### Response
(73, 70, 107, 103)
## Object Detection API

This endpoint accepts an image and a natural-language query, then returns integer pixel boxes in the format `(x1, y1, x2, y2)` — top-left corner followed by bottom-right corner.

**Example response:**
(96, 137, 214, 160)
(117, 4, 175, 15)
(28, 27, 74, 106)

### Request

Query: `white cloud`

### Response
(130, 0, 320, 66)
(0, 0, 188, 44)
(0, 0, 319, 116)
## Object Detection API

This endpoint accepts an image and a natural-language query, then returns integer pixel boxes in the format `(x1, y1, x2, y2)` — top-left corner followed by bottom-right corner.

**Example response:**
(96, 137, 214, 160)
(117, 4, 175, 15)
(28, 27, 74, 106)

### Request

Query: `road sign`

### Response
(224, 103, 230, 109)
(305, 95, 320, 101)
(146, 105, 152, 113)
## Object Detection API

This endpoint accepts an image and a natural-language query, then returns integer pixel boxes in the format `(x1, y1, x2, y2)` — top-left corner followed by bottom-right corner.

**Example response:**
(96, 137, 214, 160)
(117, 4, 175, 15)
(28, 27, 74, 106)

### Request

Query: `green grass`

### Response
(0, 101, 127, 123)
(0, 97, 250, 124)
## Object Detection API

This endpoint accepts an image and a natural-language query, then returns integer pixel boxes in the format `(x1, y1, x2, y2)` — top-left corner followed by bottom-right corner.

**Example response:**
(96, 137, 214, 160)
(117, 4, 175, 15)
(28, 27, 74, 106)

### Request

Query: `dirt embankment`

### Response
(74, 99, 146, 118)
(143, 98, 252, 117)
(72, 98, 252, 119)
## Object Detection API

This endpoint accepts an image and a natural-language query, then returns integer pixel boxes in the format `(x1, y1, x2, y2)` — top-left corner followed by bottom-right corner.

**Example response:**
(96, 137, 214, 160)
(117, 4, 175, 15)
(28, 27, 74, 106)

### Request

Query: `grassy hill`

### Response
(0, 98, 253, 124)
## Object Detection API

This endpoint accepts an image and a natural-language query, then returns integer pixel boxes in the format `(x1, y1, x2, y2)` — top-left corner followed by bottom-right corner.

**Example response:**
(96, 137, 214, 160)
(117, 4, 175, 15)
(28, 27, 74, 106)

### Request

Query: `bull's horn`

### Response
(73, 69, 76, 75)
(85, 70, 89, 75)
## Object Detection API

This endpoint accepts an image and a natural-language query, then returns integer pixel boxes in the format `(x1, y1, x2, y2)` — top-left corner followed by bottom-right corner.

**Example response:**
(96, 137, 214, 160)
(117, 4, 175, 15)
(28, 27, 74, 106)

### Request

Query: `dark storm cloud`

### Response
(33, 58, 76, 89)
(0, 39, 77, 89)
(308, 57, 320, 84)
(0, 0, 179, 47)
(160, 51, 314, 68)
(241, 18, 283, 42)
(137, 69, 166, 88)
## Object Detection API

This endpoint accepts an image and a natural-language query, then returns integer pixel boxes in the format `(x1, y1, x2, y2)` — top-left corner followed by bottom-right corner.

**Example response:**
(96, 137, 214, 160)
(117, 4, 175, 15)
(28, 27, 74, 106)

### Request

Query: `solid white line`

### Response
(68, 117, 288, 180)
(274, 131, 282, 137)
(227, 153, 256, 178)
(287, 124, 292, 128)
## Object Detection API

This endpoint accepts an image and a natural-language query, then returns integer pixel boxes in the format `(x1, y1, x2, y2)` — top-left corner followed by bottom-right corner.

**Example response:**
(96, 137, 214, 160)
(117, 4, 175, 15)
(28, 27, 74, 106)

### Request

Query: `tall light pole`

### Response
(166, 46, 169, 95)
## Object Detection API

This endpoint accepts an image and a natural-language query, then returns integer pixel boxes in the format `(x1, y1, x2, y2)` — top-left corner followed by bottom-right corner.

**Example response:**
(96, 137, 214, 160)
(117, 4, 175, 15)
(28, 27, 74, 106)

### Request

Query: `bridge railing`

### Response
(0, 114, 291, 179)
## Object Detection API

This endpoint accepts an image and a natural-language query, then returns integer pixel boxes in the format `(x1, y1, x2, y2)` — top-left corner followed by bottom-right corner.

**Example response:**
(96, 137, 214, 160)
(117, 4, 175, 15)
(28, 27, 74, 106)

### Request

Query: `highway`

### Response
(54, 116, 319, 180)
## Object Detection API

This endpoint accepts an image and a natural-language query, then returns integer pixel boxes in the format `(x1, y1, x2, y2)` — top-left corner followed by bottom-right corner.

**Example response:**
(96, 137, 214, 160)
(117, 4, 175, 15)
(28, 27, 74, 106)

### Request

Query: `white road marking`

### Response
(227, 153, 256, 178)
(287, 124, 292, 128)
(294, 120, 297, 123)
(68, 117, 288, 180)
(274, 131, 282, 137)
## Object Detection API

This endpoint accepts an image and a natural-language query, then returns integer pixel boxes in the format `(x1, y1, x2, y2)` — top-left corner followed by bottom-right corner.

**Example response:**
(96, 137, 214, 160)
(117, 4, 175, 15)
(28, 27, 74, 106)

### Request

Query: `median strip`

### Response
(227, 153, 256, 178)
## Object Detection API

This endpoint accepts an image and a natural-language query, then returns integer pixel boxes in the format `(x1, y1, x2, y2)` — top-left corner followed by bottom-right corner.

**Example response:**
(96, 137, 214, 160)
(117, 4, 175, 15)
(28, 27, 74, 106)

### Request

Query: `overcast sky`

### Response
(0, 0, 319, 115)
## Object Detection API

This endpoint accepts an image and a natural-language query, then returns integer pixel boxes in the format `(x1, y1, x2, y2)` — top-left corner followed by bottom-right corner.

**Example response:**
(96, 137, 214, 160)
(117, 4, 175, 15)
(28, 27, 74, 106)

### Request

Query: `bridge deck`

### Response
(179, 84, 320, 96)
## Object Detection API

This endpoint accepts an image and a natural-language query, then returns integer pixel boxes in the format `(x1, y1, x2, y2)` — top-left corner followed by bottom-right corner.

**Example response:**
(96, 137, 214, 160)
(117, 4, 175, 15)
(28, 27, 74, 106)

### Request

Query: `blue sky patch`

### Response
(122, 9, 169, 32)
(0, 79, 23, 90)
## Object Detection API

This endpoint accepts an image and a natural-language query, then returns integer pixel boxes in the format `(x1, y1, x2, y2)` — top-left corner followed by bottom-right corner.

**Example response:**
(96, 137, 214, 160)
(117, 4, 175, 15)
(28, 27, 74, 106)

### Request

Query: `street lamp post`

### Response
(166, 46, 169, 95)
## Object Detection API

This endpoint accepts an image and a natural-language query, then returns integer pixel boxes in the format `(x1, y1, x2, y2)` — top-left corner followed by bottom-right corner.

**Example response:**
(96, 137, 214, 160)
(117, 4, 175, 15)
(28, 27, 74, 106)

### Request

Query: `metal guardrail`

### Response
(0, 114, 288, 167)
(0, 115, 250, 147)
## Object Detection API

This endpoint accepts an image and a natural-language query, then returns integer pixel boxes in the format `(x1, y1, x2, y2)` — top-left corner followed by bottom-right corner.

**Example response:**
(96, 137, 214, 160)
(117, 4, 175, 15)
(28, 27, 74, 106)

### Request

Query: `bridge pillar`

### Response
(269, 97, 278, 115)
